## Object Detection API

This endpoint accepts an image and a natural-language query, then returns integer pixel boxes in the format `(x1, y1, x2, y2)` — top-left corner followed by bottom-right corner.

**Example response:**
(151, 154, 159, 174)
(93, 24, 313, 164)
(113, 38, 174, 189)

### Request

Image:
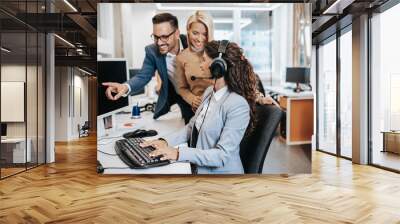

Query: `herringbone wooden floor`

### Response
(1, 135, 400, 224)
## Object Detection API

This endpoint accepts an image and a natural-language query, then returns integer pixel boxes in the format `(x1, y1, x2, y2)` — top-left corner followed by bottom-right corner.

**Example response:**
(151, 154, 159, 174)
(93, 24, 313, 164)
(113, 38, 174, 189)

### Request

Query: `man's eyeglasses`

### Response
(151, 29, 176, 42)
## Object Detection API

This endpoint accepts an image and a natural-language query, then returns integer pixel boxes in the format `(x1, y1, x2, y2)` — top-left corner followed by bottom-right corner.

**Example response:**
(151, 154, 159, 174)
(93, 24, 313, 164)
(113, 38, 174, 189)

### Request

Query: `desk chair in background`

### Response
(78, 121, 90, 138)
(255, 74, 266, 96)
(240, 104, 283, 174)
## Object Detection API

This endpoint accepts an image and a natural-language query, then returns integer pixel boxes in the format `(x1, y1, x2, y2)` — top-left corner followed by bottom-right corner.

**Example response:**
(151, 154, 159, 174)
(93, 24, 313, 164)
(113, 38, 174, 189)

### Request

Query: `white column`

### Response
(311, 45, 317, 151)
(352, 14, 369, 164)
(46, 33, 55, 163)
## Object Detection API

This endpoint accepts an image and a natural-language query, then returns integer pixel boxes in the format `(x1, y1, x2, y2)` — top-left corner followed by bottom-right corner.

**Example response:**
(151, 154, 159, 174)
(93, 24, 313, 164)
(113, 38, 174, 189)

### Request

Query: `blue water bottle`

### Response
(131, 103, 141, 119)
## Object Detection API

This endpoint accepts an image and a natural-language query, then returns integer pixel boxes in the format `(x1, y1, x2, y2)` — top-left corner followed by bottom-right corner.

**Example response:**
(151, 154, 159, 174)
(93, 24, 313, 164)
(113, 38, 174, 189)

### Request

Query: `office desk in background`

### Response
(265, 86, 314, 145)
(97, 96, 192, 174)
(1, 138, 32, 164)
(381, 131, 400, 154)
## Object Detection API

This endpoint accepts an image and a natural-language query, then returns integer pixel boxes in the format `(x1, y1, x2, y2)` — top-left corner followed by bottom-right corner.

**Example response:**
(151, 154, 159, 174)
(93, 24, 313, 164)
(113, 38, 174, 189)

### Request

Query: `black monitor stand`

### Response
(293, 83, 304, 93)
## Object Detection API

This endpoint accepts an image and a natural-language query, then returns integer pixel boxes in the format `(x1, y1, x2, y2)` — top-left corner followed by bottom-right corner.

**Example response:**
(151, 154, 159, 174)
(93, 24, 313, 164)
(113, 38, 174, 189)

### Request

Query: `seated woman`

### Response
(176, 11, 277, 113)
(141, 40, 258, 174)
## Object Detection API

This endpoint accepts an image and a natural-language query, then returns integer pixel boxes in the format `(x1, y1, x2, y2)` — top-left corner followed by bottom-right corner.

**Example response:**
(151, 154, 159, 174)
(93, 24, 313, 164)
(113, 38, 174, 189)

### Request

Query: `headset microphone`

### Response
(190, 75, 213, 81)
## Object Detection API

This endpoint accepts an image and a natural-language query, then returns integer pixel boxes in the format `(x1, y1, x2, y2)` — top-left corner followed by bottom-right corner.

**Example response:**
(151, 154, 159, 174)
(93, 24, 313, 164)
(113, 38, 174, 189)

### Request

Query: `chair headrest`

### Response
(240, 104, 283, 173)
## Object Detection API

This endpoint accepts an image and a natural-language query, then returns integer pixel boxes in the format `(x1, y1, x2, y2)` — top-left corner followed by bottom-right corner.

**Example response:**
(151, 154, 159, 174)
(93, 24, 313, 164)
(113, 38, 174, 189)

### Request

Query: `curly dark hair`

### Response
(204, 40, 258, 135)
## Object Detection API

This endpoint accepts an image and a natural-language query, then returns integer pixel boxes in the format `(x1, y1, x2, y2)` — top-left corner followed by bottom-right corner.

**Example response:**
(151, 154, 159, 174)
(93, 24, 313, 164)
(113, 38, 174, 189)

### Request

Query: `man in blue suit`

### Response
(102, 13, 194, 124)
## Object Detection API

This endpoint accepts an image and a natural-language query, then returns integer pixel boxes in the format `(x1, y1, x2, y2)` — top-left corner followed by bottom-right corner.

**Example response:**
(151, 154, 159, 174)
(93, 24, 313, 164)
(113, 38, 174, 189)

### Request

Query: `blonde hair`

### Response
(186, 11, 214, 43)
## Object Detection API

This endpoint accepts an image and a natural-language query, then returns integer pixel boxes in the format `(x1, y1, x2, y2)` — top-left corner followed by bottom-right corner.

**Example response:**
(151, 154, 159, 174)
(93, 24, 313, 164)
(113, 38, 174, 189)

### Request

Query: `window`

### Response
(370, 3, 400, 171)
(317, 37, 337, 155)
(240, 11, 272, 75)
(211, 11, 234, 41)
(210, 10, 273, 78)
(339, 29, 352, 158)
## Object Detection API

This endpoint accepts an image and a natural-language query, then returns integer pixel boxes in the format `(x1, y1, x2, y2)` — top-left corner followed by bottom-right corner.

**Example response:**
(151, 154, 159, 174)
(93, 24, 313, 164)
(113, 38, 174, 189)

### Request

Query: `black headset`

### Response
(209, 40, 229, 79)
(189, 40, 230, 148)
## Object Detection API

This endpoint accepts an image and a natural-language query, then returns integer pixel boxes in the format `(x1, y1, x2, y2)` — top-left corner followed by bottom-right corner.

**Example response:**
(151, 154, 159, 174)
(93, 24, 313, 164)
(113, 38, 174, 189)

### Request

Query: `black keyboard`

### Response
(114, 138, 170, 169)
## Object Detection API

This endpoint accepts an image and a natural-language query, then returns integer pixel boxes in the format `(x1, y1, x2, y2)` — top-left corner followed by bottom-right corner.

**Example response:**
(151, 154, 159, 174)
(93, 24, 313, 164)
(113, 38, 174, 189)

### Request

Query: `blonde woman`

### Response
(176, 11, 278, 112)
(175, 11, 215, 111)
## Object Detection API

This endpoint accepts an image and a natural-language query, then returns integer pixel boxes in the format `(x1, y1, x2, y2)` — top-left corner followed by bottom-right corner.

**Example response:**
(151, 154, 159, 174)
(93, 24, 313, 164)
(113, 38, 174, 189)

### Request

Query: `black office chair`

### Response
(240, 104, 283, 174)
(78, 121, 90, 138)
(255, 74, 266, 95)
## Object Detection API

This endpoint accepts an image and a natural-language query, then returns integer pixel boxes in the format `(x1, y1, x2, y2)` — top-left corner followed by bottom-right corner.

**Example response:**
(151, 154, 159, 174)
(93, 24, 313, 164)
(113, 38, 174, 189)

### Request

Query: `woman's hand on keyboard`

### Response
(149, 145, 179, 161)
(140, 139, 167, 149)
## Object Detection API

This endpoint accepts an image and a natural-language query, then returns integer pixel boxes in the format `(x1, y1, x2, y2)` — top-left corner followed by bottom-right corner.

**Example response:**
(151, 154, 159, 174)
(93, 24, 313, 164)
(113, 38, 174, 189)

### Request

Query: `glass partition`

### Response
(211, 10, 273, 80)
(1, 31, 28, 178)
(0, 1, 46, 179)
(317, 37, 337, 155)
(370, 4, 400, 171)
(27, 31, 38, 169)
(38, 32, 46, 165)
(339, 29, 352, 158)
(210, 11, 234, 41)
(240, 11, 272, 78)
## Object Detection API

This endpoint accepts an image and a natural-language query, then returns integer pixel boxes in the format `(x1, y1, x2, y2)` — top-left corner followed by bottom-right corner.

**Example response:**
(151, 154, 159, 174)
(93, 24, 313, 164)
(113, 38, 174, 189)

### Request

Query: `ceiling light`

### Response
(323, 0, 354, 15)
(78, 67, 92, 76)
(54, 34, 75, 48)
(214, 18, 252, 29)
(63, 0, 78, 12)
(1, 47, 11, 53)
(156, 3, 280, 11)
(233, 3, 266, 7)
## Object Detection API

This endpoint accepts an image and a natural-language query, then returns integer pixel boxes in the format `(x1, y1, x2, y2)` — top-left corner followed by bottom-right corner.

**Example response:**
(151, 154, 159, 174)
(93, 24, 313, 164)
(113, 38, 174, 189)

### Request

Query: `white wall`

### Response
(97, 3, 115, 58)
(1, 65, 35, 137)
(121, 4, 155, 69)
(272, 4, 293, 86)
(119, 4, 195, 69)
(55, 67, 67, 141)
(54, 67, 89, 141)
(72, 74, 89, 138)
(1, 64, 46, 164)
(1, 65, 26, 138)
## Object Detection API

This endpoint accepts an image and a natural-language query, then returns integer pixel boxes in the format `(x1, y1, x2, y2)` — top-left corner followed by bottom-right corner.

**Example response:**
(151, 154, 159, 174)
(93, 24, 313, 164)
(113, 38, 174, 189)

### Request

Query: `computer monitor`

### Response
(1, 123, 7, 138)
(129, 69, 145, 96)
(286, 67, 310, 92)
(97, 59, 129, 115)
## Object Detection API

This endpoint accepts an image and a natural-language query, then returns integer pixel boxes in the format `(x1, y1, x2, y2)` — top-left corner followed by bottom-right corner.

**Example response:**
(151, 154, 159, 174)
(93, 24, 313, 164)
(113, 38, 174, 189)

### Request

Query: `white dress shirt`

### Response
(195, 86, 228, 130)
(165, 39, 183, 93)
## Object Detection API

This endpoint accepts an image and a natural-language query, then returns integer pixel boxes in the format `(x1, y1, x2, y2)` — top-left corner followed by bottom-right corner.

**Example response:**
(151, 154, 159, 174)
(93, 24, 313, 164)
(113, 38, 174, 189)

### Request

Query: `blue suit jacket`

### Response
(126, 35, 187, 119)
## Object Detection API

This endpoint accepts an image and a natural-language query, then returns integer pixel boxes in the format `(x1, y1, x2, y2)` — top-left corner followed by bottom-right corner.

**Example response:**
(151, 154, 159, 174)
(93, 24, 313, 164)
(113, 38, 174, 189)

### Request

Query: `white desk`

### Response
(1, 138, 32, 163)
(264, 85, 313, 98)
(97, 97, 191, 174)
